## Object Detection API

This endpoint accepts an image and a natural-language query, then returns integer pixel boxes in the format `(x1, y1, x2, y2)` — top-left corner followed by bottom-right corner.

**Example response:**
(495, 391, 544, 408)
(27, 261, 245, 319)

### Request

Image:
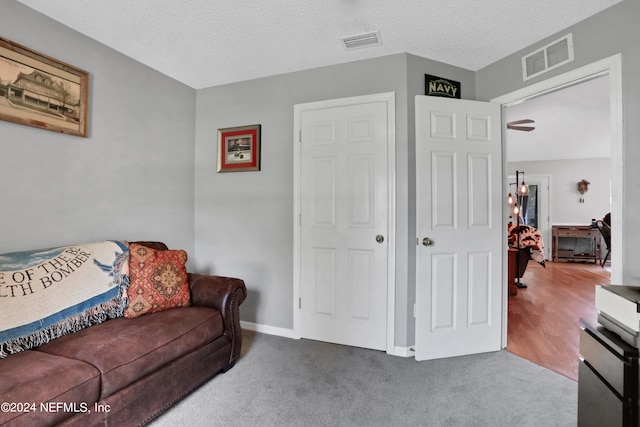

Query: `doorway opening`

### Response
(493, 55, 622, 379)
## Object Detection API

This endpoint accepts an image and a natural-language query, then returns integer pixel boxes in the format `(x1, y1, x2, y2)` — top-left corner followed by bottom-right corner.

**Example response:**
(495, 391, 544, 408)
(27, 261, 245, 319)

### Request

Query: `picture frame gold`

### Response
(217, 124, 261, 172)
(0, 37, 89, 137)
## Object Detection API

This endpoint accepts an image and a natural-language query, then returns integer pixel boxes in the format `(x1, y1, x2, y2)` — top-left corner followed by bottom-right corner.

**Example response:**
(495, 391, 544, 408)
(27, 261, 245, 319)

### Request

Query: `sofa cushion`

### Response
(0, 350, 101, 426)
(35, 306, 224, 399)
(124, 243, 190, 318)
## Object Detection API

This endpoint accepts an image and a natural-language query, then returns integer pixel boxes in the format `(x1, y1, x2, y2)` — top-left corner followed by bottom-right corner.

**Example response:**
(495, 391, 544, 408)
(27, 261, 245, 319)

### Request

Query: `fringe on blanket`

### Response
(0, 246, 130, 359)
(0, 297, 125, 358)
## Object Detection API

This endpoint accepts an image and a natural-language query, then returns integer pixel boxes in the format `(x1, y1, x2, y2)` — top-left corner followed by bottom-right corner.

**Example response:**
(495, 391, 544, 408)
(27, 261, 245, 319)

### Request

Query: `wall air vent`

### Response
(340, 31, 382, 50)
(522, 33, 574, 81)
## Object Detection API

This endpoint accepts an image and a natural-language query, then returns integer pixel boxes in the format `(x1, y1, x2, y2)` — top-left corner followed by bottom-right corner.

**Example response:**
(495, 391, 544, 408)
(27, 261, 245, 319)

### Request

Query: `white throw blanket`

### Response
(0, 240, 129, 357)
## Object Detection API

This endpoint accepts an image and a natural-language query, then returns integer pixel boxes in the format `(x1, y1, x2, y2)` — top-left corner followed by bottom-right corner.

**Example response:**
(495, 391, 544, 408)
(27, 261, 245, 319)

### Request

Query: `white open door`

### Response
(415, 95, 503, 361)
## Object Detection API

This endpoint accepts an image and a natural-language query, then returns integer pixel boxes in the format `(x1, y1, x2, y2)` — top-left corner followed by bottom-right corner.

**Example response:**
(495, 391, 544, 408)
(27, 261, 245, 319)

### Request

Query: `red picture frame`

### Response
(217, 124, 261, 172)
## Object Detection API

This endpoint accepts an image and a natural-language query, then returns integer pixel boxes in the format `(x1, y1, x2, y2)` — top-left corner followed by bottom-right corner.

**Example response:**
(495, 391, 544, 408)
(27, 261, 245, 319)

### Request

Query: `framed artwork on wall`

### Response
(217, 124, 261, 172)
(425, 74, 460, 99)
(0, 37, 89, 137)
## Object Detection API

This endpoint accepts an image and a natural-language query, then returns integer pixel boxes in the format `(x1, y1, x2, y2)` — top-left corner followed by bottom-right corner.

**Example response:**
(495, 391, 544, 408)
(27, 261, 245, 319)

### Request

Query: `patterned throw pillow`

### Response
(124, 243, 190, 318)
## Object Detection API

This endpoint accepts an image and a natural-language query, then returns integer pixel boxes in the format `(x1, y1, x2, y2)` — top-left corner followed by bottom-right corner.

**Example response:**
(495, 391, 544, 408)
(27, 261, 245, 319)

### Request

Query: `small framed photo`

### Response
(0, 37, 89, 137)
(217, 124, 261, 172)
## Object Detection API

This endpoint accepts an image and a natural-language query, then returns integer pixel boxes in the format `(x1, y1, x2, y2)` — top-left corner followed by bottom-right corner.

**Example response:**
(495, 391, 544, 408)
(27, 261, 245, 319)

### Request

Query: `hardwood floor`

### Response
(506, 260, 611, 381)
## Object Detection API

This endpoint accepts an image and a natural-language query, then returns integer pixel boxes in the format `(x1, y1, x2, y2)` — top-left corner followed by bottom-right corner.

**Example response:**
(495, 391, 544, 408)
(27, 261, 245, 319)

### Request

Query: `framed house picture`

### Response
(217, 124, 261, 172)
(0, 37, 89, 137)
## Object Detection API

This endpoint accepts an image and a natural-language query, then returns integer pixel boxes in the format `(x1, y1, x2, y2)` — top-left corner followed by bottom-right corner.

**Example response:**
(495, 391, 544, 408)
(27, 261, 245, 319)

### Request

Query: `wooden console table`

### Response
(552, 225, 601, 263)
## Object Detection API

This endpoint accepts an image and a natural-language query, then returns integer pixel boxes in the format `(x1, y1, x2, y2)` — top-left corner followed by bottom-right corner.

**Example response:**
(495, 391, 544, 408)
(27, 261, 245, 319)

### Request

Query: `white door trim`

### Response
(493, 54, 623, 346)
(292, 92, 397, 355)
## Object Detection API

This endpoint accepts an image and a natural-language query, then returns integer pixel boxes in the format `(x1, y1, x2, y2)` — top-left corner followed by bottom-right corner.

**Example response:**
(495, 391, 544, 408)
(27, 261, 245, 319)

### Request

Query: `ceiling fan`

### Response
(507, 119, 535, 132)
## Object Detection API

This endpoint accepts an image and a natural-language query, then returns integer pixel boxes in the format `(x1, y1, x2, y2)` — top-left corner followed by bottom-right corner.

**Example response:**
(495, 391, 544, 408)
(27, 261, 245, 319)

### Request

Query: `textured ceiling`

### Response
(16, 0, 622, 89)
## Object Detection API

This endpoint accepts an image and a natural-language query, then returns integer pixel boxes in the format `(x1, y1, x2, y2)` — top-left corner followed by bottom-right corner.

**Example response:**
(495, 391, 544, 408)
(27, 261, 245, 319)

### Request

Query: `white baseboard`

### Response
(392, 346, 415, 357)
(240, 321, 299, 339)
(241, 321, 414, 358)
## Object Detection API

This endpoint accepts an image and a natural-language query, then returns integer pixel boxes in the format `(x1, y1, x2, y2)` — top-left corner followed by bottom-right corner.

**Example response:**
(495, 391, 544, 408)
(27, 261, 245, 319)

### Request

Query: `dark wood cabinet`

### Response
(578, 320, 639, 426)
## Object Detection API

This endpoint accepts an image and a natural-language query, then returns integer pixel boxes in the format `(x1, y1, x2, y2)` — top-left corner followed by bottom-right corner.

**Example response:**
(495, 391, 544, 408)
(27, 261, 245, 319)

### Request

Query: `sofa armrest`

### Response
(188, 274, 247, 365)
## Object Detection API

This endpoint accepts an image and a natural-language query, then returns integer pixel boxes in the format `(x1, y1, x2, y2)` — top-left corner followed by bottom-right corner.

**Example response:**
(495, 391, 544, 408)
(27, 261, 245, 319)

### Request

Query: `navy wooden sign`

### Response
(425, 74, 461, 99)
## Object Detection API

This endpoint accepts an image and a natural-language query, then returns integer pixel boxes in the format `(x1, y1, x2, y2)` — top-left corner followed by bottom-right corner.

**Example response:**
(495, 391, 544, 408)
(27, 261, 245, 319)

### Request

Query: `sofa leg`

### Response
(221, 362, 236, 373)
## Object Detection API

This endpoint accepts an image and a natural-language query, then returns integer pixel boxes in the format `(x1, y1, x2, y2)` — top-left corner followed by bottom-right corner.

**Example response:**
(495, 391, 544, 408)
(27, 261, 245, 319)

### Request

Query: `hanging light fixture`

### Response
(507, 170, 528, 289)
(507, 170, 527, 222)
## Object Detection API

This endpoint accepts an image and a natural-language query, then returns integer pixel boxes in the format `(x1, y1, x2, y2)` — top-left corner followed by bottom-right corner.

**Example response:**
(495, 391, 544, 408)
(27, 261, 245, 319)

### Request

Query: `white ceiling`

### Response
(506, 75, 611, 163)
(16, 0, 622, 89)
(15, 0, 615, 158)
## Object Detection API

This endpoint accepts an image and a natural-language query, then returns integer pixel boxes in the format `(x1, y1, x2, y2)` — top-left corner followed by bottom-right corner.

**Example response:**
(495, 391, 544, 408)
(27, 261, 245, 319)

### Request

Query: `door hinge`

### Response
(299, 297, 301, 309)
(413, 303, 416, 318)
(299, 130, 302, 142)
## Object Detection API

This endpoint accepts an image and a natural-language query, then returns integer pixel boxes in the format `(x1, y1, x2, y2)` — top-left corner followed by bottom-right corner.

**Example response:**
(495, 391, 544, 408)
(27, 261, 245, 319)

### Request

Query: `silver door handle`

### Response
(376, 235, 385, 243)
(422, 237, 433, 246)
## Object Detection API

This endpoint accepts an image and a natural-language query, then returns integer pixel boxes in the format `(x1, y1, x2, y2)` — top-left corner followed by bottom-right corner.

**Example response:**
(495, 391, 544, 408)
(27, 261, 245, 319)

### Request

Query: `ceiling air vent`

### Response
(340, 31, 382, 50)
(522, 33, 574, 81)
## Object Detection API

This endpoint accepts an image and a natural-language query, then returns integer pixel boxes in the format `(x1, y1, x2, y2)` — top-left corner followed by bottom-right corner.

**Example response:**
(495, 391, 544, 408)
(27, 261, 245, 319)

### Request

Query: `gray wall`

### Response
(7, 0, 634, 347)
(476, 0, 640, 284)
(0, 2, 197, 264)
(194, 54, 475, 346)
(194, 54, 408, 340)
(508, 158, 611, 225)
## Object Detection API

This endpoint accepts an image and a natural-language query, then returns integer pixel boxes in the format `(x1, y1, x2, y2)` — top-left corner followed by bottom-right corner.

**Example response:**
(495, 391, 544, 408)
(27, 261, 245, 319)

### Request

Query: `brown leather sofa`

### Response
(0, 242, 247, 427)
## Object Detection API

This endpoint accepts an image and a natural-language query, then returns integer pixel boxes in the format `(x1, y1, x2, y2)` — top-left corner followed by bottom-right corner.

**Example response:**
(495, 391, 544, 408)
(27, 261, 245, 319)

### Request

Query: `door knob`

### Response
(376, 235, 385, 243)
(422, 237, 433, 246)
